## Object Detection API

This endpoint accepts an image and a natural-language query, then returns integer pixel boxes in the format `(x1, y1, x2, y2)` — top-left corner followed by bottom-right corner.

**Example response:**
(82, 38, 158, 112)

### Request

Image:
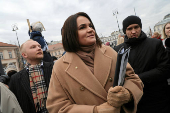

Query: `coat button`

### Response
(80, 86, 85, 91)
(108, 77, 113, 82)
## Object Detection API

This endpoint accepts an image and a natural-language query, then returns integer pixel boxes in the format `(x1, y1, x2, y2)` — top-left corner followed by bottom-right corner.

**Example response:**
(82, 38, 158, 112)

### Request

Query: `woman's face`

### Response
(77, 16, 96, 46)
(165, 23, 170, 37)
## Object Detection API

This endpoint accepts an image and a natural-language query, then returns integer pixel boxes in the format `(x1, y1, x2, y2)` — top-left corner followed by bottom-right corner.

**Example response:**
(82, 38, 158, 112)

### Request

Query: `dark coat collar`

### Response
(124, 31, 147, 47)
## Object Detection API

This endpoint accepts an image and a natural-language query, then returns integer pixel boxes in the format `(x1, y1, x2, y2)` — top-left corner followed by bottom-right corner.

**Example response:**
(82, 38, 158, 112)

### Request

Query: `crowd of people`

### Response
(0, 12, 170, 113)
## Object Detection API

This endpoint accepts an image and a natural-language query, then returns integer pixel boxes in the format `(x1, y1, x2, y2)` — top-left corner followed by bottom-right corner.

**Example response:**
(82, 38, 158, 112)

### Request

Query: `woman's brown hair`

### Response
(62, 12, 102, 52)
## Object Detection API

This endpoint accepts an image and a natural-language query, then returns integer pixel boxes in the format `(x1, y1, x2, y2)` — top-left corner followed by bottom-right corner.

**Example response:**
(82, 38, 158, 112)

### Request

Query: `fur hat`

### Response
(5, 63, 17, 75)
(123, 15, 142, 34)
(31, 21, 45, 32)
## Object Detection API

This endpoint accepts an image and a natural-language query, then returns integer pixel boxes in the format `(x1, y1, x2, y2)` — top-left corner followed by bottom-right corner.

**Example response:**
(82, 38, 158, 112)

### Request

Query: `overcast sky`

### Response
(0, 0, 170, 45)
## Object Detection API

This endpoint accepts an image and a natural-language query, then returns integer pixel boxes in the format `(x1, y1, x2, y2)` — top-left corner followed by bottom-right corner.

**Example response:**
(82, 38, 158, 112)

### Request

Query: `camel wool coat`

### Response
(46, 45, 143, 113)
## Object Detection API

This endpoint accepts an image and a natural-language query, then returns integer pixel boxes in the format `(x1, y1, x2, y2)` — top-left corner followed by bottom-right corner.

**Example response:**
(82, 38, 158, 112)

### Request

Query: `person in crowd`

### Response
(0, 82, 23, 113)
(6, 63, 17, 85)
(9, 39, 53, 113)
(151, 32, 162, 40)
(28, 21, 53, 62)
(162, 21, 170, 87)
(0, 73, 10, 86)
(46, 12, 143, 113)
(105, 42, 110, 46)
(162, 21, 170, 47)
(117, 34, 124, 46)
(0, 63, 17, 86)
(114, 15, 170, 113)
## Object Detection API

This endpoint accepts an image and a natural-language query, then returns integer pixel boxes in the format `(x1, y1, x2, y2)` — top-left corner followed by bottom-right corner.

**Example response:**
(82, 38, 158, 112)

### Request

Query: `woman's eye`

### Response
(89, 25, 93, 28)
(79, 26, 84, 29)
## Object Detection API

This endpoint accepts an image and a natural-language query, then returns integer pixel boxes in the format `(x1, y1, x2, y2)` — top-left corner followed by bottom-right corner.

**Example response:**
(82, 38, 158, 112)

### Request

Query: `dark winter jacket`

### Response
(9, 62, 53, 113)
(114, 31, 170, 113)
(165, 38, 170, 56)
(29, 31, 46, 49)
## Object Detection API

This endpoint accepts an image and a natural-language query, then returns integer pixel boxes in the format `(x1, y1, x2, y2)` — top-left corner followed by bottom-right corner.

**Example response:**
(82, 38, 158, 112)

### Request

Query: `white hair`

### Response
(31, 21, 45, 32)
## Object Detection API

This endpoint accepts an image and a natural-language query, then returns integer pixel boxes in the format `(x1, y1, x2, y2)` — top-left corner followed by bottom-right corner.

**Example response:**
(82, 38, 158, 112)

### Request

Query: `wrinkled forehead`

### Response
(24, 40, 40, 49)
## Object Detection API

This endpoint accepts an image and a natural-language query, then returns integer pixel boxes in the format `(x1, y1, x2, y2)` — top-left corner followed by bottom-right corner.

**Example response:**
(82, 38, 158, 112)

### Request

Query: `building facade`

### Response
(100, 30, 124, 47)
(48, 40, 62, 45)
(154, 13, 170, 37)
(48, 43, 65, 60)
(0, 42, 22, 74)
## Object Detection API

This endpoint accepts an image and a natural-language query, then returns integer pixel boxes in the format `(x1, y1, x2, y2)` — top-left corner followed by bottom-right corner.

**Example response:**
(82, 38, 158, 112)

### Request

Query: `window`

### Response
(8, 52, 12, 58)
(0, 52, 3, 59)
(58, 51, 61, 55)
(55, 52, 57, 56)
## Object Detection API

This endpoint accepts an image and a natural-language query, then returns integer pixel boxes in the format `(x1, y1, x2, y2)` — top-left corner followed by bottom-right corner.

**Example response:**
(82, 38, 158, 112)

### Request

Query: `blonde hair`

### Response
(162, 21, 170, 40)
(153, 32, 160, 37)
(20, 39, 33, 54)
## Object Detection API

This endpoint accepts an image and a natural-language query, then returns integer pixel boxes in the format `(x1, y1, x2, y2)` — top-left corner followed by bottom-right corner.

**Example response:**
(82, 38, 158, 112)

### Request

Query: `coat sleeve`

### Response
(138, 40, 170, 83)
(9, 73, 17, 95)
(105, 45, 143, 113)
(122, 63, 144, 113)
(0, 82, 23, 113)
(46, 68, 95, 113)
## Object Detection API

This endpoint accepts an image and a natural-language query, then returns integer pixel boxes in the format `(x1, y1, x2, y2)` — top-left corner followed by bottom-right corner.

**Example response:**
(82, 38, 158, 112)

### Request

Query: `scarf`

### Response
(124, 31, 147, 47)
(28, 62, 48, 113)
(76, 44, 96, 74)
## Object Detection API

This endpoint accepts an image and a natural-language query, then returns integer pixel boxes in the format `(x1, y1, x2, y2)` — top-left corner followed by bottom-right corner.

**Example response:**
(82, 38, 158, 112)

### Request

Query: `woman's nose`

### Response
(87, 27, 93, 32)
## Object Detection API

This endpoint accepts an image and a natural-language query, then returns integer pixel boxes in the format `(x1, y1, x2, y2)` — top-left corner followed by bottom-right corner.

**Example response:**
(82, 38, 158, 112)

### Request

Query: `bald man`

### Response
(9, 39, 53, 113)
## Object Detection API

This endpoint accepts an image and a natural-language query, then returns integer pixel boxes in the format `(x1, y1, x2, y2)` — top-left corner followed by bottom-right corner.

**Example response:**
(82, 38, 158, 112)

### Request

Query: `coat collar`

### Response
(18, 62, 52, 110)
(19, 69, 35, 106)
(63, 45, 112, 101)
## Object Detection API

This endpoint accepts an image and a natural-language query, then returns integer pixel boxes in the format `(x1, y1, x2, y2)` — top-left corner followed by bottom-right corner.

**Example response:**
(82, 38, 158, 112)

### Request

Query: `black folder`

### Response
(113, 46, 131, 87)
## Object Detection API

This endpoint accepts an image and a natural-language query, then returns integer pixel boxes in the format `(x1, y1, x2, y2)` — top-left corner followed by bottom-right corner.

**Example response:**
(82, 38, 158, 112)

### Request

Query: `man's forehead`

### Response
(127, 24, 139, 28)
(25, 40, 39, 47)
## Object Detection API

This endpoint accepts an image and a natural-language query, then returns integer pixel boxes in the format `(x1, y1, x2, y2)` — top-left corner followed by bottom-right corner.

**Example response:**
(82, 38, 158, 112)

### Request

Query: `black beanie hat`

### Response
(123, 15, 142, 34)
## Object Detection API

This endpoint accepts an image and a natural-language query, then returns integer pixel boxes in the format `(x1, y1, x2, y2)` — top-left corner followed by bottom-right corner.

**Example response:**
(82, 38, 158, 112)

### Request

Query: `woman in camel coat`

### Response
(46, 12, 143, 113)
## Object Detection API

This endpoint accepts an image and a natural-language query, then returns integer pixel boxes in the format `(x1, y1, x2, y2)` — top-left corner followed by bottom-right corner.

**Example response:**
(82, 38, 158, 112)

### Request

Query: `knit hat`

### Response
(123, 15, 142, 34)
(5, 63, 17, 75)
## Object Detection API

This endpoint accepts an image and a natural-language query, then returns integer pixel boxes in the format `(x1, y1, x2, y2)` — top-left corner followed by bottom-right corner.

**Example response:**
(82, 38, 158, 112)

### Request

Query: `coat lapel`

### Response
(20, 69, 34, 106)
(63, 46, 112, 101)
(94, 46, 113, 87)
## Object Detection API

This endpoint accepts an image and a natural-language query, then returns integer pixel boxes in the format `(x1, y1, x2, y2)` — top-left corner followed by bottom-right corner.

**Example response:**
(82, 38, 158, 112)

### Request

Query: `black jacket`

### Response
(9, 62, 53, 113)
(114, 31, 170, 113)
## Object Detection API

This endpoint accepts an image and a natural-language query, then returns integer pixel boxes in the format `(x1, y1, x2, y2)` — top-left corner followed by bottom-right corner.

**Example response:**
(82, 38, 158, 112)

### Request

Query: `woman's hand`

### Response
(107, 86, 131, 108)
(94, 102, 120, 113)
